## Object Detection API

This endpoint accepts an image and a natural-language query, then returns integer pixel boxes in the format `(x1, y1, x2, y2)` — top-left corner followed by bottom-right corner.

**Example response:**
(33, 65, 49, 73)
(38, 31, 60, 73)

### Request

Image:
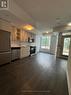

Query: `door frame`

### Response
(61, 35, 71, 57)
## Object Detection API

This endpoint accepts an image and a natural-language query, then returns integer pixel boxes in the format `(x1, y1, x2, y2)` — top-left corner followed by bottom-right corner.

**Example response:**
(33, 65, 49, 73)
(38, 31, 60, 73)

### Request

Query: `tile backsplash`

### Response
(11, 41, 20, 47)
(11, 41, 30, 47)
(11, 41, 36, 47)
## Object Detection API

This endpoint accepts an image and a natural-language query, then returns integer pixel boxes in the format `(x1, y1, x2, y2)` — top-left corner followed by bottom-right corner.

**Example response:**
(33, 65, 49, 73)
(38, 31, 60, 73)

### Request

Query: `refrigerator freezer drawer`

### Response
(0, 52, 11, 65)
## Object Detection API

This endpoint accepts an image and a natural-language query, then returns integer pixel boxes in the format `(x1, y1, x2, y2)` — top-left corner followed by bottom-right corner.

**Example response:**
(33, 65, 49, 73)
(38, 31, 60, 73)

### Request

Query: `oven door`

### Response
(30, 46, 36, 54)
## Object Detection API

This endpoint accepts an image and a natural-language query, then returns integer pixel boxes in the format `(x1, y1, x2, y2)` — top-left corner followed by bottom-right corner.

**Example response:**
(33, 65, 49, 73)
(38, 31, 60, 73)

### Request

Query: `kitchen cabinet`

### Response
(20, 29, 36, 42)
(11, 28, 36, 43)
(11, 27, 18, 41)
(16, 29, 21, 41)
(20, 46, 30, 58)
(11, 48, 20, 61)
(0, 52, 11, 65)
(11, 28, 29, 42)
(11, 46, 30, 60)
(20, 30, 31, 42)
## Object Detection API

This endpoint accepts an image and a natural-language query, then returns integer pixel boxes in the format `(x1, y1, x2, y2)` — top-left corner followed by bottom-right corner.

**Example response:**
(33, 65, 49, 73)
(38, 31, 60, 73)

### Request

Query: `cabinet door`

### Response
(11, 27, 18, 41)
(11, 49, 20, 61)
(16, 49, 20, 59)
(20, 30, 25, 41)
(0, 52, 11, 65)
(20, 47, 30, 58)
(20, 30, 31, 42)
(11, 49, 17, 60)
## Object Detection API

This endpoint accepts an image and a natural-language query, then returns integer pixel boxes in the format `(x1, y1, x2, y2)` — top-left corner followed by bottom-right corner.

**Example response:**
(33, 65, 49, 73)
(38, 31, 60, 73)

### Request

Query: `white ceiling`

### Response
(14, 0, 71, 30)
(0, 10, 25, 27)
(0, 0, 71, 32)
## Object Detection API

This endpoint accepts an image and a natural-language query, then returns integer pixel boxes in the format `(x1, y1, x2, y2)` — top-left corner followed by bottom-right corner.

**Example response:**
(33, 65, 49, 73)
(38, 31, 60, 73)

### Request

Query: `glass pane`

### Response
(45, 36, 50, 49)
(40, 36, 51, 49)
(62, 38, 70, 56)
(41, 37, 46, 48)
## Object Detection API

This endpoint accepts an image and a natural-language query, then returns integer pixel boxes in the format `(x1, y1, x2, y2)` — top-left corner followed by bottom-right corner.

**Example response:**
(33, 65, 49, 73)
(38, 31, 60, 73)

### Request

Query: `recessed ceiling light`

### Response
(46, 31, 48, 33)
(67, 22, 71, 26)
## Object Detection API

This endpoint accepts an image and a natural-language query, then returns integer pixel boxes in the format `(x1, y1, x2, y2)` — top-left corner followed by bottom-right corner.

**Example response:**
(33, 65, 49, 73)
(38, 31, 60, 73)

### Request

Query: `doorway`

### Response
(62, 37, 70, 56)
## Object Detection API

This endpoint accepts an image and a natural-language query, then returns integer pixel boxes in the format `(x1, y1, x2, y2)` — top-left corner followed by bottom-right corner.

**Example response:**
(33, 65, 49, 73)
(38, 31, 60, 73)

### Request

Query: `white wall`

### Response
(50, 33, 58, 55)
(0, 19, 13, 32)
(67, 39, 71, 95)
(35, 34, 42, 53)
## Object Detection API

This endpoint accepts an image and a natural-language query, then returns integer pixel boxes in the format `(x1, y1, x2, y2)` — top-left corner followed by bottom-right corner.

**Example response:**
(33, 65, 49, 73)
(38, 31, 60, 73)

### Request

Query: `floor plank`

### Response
(0, 53, 69, 95)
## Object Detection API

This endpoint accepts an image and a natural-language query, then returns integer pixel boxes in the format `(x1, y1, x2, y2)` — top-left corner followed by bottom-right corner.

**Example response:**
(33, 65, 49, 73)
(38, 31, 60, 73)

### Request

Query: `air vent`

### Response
(0, 0, 9, 10)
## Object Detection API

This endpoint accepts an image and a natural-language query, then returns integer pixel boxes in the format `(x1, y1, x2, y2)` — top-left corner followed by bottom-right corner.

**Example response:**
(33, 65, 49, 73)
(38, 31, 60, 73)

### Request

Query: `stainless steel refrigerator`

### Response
(0, 30, 11, 65)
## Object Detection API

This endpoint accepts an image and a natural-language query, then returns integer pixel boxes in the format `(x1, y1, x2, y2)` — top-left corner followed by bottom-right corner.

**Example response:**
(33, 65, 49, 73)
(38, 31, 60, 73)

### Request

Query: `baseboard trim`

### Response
(39, 51, 55, 55)
(66, 68, 70, 95)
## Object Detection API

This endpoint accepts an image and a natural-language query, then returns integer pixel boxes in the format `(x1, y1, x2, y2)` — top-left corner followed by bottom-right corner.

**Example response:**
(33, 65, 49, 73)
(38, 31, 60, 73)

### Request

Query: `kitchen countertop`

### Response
(11, 45, 29, 49)
(11, 45, 36, 49)
(11, 47, 21, 49)
(11, 44, 33, 49)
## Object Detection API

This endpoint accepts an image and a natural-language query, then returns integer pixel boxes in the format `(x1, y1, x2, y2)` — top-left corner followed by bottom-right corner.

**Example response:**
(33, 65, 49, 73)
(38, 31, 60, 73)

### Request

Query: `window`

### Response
(40, 36, 51, 49)
(62, 37, 70, 56)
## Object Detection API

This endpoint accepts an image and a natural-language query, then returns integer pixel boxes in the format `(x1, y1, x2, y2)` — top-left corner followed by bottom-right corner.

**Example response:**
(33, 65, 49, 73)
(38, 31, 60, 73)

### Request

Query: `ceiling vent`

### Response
(0, 0, 9, 10)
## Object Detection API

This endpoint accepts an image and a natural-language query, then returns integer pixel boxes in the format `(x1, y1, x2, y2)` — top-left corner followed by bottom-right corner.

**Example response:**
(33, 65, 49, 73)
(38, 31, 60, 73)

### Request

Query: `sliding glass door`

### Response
(62, 37, 70, 56)
(40, 36, 51, 49)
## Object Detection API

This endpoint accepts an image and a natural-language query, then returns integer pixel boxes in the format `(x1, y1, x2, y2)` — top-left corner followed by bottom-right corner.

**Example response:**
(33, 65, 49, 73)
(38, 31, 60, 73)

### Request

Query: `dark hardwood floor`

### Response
(0, 53, 69, 95)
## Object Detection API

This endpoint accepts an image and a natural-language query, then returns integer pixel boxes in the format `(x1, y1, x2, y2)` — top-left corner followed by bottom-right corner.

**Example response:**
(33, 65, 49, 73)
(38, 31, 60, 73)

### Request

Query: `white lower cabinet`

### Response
(20, 46, 30, 58)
